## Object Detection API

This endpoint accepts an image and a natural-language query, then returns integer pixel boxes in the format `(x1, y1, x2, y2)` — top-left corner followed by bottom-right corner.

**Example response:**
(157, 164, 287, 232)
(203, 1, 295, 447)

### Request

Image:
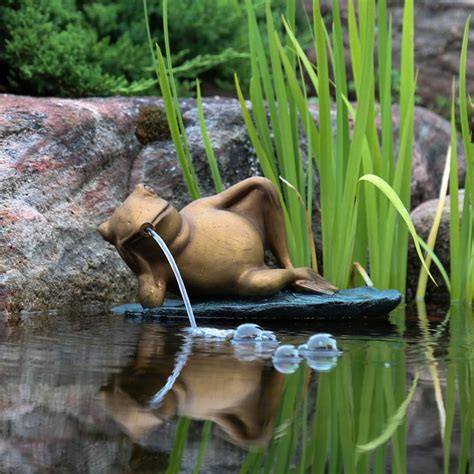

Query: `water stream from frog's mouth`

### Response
(146, 226, 197, 329)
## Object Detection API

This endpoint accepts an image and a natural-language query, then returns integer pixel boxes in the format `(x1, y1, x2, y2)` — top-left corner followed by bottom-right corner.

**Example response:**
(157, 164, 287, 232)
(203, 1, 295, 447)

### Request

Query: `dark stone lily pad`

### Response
(112, 286, 402, 321)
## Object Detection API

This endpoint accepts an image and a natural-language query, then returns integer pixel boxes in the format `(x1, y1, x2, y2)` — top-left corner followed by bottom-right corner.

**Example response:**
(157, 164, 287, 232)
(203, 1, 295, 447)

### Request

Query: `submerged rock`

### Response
(408, 190, 464, 299)
(0, 94, 456, 311)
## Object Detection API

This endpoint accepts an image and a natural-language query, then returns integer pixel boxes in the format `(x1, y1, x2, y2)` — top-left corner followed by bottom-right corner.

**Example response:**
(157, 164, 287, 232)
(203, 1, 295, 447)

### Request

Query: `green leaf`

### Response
(359, 174, 436, 285)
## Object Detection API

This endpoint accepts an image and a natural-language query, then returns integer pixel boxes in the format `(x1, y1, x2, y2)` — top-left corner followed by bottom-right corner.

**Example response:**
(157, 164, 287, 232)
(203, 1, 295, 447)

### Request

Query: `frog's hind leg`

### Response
(238, 267, 337, 296)
(237, 267, 296, 296)
(221, 177, 294, 269)
(216, 177, 337, 294)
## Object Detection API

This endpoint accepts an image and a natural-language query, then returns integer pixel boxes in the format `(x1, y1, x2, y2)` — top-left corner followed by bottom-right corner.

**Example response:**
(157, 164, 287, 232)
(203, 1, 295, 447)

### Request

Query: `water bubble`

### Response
(272, 345, 301, 374)
(305, 355, 339, 372)
(306, 333, 339, 352)
(298, 333, 341, 357)
(233, 323, 264, 341)
(231, 324, 278, 344)
(261, 330, 277, 342)
(273, 360, 301, 374)
(273, 344, 300, 359)
(231, 323, 278, 361)
(297, 333, 342, 373)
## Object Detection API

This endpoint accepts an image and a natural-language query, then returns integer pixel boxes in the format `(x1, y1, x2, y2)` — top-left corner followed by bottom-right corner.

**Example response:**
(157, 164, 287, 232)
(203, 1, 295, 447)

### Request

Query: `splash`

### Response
(146, 227, 197, 328)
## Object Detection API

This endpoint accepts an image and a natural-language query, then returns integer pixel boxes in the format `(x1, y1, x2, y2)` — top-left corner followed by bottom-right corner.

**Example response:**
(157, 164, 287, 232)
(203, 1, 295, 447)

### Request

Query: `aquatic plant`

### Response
(448, 20, 474, 302)
(235, 0, 421, 291)
(150, 0, 473, 304)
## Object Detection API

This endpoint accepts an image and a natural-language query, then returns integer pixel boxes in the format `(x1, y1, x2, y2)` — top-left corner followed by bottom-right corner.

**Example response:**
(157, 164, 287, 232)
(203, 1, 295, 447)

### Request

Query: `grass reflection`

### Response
(163, 308, 474, 473)
(444, 304, 474, 473)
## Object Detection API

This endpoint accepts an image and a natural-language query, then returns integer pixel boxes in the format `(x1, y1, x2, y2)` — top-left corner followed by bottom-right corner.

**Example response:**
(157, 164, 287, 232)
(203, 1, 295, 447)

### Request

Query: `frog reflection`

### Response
(99, 329, 286, 448)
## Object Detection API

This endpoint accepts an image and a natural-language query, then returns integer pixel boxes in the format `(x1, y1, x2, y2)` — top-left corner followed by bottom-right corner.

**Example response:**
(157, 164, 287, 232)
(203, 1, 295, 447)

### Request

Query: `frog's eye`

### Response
(143, 184, 156, 195)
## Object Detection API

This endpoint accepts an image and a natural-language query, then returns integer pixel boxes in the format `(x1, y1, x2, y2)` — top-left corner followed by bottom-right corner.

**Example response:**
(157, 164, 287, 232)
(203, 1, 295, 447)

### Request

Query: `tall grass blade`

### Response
(417, 238, 451, 291)
(359, 174, 436, 284)
(416, 146, 451, 300)
(193, 421, 212, 474)
(155, 45, 200, 199)
(280, 177, 318, 271)
(196, 80, 224, 193)
(457, 17, 473, 302)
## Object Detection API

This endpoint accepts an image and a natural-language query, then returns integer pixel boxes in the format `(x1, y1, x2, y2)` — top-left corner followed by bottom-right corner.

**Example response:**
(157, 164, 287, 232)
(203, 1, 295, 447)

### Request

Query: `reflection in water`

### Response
(148, 333, 193, 408)
(101, 328, 285, 449)
(0, 306, 472, 473)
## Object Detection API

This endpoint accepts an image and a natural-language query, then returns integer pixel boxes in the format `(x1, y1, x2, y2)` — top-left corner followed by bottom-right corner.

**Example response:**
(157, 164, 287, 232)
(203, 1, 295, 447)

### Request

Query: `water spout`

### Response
(146, 227, 197, 329)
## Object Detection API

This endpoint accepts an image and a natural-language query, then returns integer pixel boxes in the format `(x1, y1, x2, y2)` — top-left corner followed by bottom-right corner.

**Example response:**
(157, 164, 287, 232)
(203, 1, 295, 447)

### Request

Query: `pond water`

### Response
(0, 304, 472, 473)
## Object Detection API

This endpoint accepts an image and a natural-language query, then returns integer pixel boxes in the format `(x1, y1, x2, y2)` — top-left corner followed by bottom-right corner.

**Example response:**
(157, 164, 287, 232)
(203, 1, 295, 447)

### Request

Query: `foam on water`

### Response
(185, 327, 235, 339)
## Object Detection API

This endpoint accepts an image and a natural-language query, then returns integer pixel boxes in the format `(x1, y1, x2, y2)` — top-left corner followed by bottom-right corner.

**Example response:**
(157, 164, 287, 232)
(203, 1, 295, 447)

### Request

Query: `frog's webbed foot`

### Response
(292, 268, 338, 295)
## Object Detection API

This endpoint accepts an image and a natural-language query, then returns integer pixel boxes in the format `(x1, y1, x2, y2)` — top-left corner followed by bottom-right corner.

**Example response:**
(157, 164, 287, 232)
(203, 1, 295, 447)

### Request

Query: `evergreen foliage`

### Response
(0, 0, 290, 97)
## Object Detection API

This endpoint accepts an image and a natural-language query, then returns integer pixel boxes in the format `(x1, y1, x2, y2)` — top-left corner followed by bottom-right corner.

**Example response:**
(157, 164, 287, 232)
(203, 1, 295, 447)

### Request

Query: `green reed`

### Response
(235, 0, 426, 292)
(147, 0, 472, 302)
(238, 0, 473, 301)
(144, 0, 224, 198)
(449, 19, 474, 302)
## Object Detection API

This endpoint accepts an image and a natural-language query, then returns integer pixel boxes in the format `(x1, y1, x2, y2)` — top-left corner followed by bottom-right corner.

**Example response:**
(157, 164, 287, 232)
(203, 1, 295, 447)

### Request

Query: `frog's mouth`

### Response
(119, 203, 171, 248)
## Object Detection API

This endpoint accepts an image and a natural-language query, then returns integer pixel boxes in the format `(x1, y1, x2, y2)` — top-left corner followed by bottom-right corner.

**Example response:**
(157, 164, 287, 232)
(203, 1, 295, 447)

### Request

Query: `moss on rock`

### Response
(135, 105, 171, 145)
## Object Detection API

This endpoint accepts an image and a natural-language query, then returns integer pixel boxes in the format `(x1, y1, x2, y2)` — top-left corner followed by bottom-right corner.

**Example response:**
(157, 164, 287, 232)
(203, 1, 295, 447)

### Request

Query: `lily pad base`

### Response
(113, 286, 402, 321)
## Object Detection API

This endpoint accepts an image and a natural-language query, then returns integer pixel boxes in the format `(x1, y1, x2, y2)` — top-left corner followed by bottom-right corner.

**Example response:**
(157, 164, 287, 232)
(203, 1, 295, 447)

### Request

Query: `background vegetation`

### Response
(0, 0, 294, 97)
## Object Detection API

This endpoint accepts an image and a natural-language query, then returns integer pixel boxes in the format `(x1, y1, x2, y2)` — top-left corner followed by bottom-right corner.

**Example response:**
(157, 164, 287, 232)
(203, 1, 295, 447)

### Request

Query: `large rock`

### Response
(0, 95, 257, 313)
(390, 105, 465, 208)
(314, 0, 474, 106)
(0, 95, 459, 312)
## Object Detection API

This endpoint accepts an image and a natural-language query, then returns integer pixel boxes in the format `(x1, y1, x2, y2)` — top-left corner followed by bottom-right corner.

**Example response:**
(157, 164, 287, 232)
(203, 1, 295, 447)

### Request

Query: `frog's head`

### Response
(98, 183, 180, 249)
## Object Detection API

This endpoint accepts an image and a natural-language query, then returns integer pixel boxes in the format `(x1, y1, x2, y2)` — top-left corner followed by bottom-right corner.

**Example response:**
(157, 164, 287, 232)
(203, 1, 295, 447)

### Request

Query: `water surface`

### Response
(0, 304, 472, 473)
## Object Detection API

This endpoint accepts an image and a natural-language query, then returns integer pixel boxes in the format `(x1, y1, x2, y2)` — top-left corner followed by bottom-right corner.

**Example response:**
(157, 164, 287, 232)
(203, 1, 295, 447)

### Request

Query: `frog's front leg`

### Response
(138, 274, 167, 308)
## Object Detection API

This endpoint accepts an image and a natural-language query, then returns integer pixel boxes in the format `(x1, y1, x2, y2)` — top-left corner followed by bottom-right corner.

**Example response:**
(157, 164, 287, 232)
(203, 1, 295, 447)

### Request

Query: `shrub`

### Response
(0, 0, 293, 97)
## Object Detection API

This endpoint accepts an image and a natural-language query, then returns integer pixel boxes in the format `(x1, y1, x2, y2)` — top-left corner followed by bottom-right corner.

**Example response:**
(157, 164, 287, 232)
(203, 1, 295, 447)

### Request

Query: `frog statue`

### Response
(99, 177, 337, 308)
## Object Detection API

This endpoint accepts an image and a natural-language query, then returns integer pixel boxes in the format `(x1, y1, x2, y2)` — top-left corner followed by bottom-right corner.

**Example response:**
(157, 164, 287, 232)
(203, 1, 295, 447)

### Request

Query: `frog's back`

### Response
(176, 208, 265, 293)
